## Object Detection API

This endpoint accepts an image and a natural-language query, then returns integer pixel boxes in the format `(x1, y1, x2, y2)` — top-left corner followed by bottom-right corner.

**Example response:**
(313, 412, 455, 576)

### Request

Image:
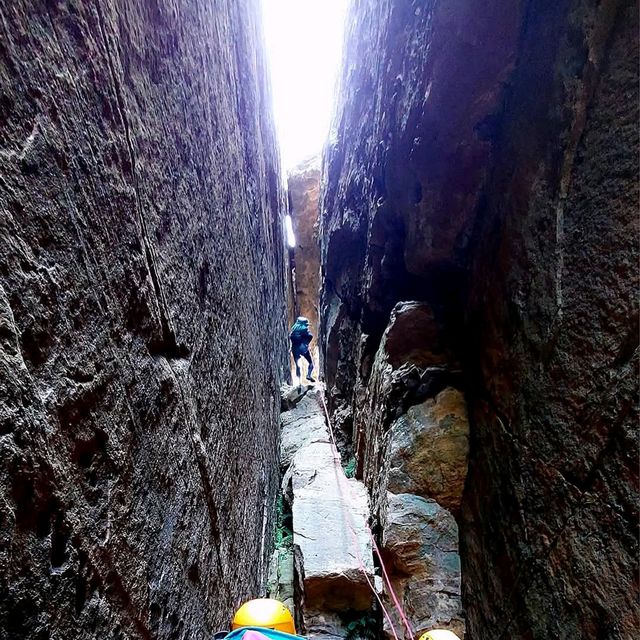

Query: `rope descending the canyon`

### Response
(318, 392, 415, 640)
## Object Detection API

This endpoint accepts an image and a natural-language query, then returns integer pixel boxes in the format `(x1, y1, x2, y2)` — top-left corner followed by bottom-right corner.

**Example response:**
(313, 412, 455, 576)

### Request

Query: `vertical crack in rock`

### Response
(94, 0, 183, 358)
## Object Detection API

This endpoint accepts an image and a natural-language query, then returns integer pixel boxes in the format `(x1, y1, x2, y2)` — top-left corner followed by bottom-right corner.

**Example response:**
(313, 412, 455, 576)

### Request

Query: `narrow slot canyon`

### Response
(0, 1, 637, 640)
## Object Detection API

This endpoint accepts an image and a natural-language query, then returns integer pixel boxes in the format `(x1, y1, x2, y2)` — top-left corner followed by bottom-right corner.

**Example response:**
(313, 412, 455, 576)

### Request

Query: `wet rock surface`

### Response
(320, 0, 639, 637)
(0, 2, 287, 639)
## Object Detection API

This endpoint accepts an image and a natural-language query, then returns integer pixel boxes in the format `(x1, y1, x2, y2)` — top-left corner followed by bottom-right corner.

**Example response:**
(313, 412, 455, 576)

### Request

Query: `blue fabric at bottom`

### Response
(224, 627, 305, 640)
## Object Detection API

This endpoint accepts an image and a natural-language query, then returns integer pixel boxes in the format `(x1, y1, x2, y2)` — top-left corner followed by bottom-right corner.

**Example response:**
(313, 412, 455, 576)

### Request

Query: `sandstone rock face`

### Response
(291, 445, 373, 612)
(0, 2, 287, 639)
(346, 300, 467, 637)
(380, 302, 451, 369)
(385, 388, 469, 516)
(320, 0, 638, 637)
(353, 301, 461, 487)
(349, 301, 467, 636)
(320, 0, 522, 424)
(288, 156, 321, 346)
(380, 493, 464, 639)
(279, 387, 375, 637)
(280, 390, 328, 469)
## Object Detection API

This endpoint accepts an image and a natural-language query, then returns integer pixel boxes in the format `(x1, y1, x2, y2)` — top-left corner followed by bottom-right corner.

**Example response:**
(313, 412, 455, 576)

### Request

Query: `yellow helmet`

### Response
(232, 598, 296, 634)
(419, 631, 462, 640)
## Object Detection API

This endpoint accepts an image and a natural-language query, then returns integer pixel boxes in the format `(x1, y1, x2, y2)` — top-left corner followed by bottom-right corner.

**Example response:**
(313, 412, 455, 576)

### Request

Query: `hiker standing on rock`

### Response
(290, 316, 315, 382)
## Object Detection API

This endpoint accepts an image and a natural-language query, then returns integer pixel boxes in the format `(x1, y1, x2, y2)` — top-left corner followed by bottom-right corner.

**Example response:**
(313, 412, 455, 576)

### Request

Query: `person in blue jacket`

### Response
(290, 316, 315, 382)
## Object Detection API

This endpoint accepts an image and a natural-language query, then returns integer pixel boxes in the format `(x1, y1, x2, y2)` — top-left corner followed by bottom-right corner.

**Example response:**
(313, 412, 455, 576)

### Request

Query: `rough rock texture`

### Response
(0, 2, 288, 639)
(291, 443, 372, 611)
(380, 493, 464, 639)
(353, 301, 461, 486)
(461, 1, 639, 636)
(350, 301, 467, 638)
(320, 0, 522, 425)
(347, 301, 467, 637)
(384, 388, 469, 516)
(266, 547, 295, 617)
(345, 299, 468, 636)
(279, 387, 375, 637)
(320, 0, 639, 637)
(280, 390, 327, 469)
(288, 156, 321, 350)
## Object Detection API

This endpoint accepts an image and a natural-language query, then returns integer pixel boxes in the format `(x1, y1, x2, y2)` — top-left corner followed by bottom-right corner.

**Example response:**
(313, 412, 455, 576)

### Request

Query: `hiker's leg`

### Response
(293, 353, 301, 379)
(303, 351, 314, 380)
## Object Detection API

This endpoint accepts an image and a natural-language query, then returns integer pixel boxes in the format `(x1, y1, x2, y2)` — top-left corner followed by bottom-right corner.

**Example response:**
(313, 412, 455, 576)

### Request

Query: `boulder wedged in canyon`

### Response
(0, 2, 287, 638)
(384, 388, 469, 516)
(353, 301, 462, 488)
(347, 299, 468, 637)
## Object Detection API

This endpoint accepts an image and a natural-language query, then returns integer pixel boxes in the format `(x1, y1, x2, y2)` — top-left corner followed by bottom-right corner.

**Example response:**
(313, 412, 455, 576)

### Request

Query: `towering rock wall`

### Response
(320, 0, 638, 637)
(287, 156, 321, 351)
(462, 1, 638, 636)
(0, 2, 288, 639)
(320, 0, 521, 433)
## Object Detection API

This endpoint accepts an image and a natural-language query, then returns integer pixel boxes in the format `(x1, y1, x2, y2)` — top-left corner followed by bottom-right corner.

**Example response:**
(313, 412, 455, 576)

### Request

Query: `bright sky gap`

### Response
(261, 0, 348, 172)
(284, 215, 296, 247)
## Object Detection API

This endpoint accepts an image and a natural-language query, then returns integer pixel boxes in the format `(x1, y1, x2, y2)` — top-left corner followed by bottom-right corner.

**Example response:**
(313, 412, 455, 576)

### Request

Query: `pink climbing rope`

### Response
(336, 486, 401, 640)
(326, 430, 401, 640)
(368, 530, 415, 638)
(318, 391, 416, 640)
